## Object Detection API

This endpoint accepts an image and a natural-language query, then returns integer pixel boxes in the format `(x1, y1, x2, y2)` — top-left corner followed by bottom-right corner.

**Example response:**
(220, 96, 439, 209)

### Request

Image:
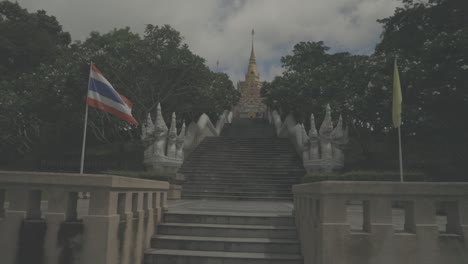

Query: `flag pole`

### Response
(398, 125, 404, 182)
(80, 62, 93, 174)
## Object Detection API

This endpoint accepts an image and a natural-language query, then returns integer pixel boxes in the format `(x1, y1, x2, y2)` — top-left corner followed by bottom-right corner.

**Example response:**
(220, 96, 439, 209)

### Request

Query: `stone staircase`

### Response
(144, 118, 305, 263)
(145, 210, 302, 264)
(178, 118, 304, 201)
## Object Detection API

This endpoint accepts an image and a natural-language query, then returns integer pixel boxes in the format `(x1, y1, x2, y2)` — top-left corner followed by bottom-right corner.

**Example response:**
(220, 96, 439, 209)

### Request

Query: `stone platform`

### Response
(167, 199, 294, 214)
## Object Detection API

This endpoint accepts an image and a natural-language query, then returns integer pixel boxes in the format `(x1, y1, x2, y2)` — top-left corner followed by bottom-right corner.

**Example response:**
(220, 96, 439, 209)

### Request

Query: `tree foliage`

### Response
(0, 2, 238, 165)
(261, 0, 468, 176)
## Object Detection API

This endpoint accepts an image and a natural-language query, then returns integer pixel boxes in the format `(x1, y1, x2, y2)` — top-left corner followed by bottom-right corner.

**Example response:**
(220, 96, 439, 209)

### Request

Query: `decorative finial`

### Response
(309, 113, 318, 138)
(168, 112, 177, 138)
(319, 104, 334, 138)
(154, 102, 168, 133)
(251, 28, 255, 53)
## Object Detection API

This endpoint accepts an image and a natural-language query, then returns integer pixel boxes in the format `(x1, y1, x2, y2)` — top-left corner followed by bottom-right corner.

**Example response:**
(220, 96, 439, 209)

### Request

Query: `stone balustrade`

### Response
(142, 103, 232, 173)
(0, 171, 169, 264)
(293, 181, 468, 264)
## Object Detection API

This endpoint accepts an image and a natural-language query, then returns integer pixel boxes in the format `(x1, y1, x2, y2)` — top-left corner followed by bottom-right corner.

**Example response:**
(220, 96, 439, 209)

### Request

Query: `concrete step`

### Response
(158, 223, 297, 238)
(201, 138, 289, 143)
(144, 249, 303, 264)
(181, 194, 293, 201)
(184, 177, 299, 182)
(183, 182, 296, 188)
(180, 159, 302, 168)
(182, 175, 302, 181)
(163, 212, 294, 226)
(186, 153, 298, 158)
(183, 178, 299, 185)
(183, 186, 292, 193)
(186, 155, 298, 160)
(183, 157, 301, 164)
(182, 190, 292, 198)
(194, 149, 292, 153)
(182, 160, 302, 165)
(193, 146, 295, 151)
(194, 141, 294, 146)
(180, 167, 302, 173)
(184, 179, 299, 186)
(186, 154, 298, 158)
(152, 235, 301, 254)
(179, 169, 304, 175)
(181, 165, 303, 171)
(194, 140, 291, 146)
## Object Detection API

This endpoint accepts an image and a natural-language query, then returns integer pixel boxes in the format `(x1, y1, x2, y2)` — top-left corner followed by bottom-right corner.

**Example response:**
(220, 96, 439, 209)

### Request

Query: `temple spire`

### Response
(246, 28, 259, 79)
(250, 29, 256, 63)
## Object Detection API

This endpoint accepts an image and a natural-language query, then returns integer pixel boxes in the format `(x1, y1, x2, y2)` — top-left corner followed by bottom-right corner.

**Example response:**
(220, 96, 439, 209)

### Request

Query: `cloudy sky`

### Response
(17, 0, 400, 82)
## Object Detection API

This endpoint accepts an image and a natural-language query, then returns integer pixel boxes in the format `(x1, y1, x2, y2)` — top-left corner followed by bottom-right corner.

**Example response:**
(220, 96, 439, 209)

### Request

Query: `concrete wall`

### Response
(0, 171, 169, 264)
(293, 181, 468, 264)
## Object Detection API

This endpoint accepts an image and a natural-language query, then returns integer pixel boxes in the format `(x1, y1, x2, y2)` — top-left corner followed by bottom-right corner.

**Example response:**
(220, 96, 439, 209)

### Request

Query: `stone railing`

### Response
(269, 104, 348, 173)
(184, 110, 232, 155)
(142, 103, 232, 173)
(0, 171, 169, 264)
(293, 181, 468, 264)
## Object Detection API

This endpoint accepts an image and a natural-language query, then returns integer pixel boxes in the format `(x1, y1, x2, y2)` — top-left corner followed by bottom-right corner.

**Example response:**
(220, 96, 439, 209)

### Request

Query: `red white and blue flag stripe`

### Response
(87, 65, 139, 125)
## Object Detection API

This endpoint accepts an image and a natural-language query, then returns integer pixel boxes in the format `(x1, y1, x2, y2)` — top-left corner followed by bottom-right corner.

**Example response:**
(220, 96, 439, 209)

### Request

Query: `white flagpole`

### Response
(398, 125, 404, 182)
(79, 62, 93, 174)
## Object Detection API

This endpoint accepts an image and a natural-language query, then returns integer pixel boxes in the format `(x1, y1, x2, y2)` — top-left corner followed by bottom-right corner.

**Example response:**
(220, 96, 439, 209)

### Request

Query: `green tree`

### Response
(0, 17, 239, 166)
(0, 1, 70, 78)
(261, 0, 468, 178)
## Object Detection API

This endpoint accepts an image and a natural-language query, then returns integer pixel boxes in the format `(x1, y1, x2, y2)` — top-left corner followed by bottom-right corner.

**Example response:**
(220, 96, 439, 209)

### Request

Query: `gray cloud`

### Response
(17, 0, 400, 82)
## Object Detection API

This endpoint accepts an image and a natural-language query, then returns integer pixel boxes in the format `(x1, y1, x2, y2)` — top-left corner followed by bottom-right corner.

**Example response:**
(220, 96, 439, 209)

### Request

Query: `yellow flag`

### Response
(392, 59, 403, 128)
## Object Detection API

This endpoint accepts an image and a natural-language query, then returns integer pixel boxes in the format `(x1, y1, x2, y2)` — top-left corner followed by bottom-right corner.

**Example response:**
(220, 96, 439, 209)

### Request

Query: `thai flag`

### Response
(87, 65, 139, 125)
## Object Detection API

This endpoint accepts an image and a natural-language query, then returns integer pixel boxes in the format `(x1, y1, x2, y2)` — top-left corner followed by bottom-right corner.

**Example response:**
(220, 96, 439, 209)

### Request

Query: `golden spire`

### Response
(246, 28, 259, 80)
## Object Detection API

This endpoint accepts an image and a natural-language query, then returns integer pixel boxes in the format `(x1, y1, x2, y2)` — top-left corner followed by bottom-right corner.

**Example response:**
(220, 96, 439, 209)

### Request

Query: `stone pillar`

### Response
(82, 191, 120, 264)
(132, 192, 145, 264)
(407, 199, 439, 264)
(153, 192, 162, 224)
(456, 200, 468, 251)
(143, 193, 155, 249)
(300, 196, 316, 264)
(119, 192, 133, 264)
(0, 189, 4, 219)
(161, 192, 168, 212)
(44, 190, 74, 264)
(317, 196, 349, 264)
(367, 198, 395, 264)
(0, 190, 28, 264)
